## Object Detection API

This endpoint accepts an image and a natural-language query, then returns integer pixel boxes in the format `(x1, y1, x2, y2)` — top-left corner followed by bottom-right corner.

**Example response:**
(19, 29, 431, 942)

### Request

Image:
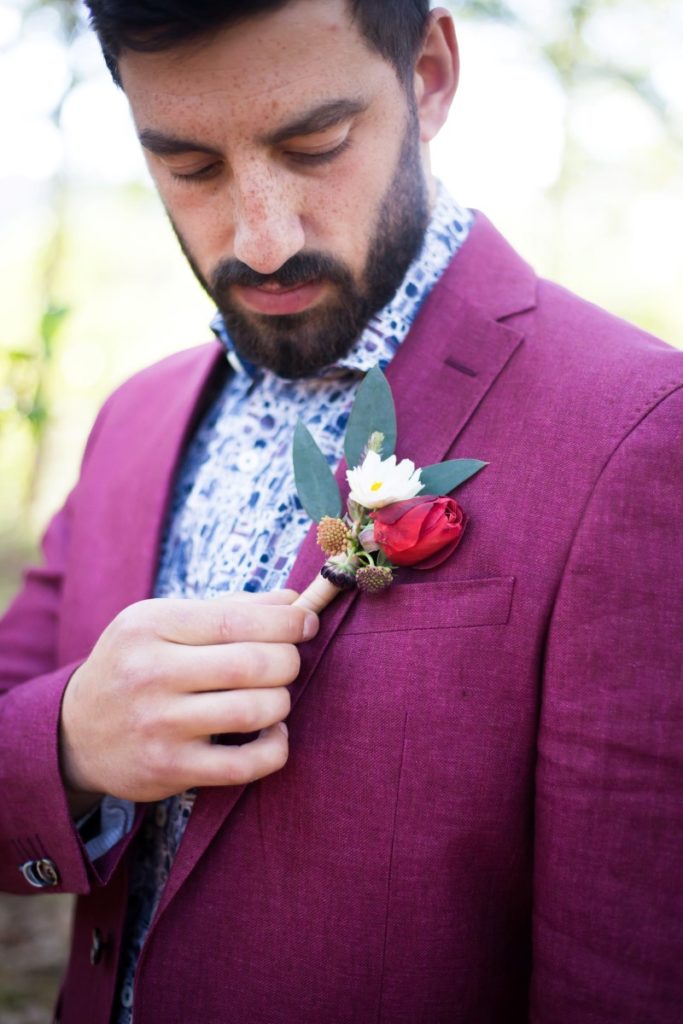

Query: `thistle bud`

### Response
(321, 559, 357, 589)
(316, 516, 349, 557)
(356, 565, 394, 594)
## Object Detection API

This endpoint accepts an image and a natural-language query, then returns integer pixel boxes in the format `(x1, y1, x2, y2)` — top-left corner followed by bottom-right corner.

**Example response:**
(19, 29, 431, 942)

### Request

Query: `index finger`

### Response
(149, 594, 319, 647)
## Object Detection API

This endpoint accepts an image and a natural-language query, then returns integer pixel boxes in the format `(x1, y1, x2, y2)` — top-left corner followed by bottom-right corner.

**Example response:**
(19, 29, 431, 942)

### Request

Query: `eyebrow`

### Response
(138, 98, 368, 157)
(138, 129, 221, 157)
(259, 97, 368, 146)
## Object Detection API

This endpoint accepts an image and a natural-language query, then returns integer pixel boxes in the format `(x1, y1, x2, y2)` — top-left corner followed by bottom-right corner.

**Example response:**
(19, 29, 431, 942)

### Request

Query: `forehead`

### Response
(119, 0, 399, 138)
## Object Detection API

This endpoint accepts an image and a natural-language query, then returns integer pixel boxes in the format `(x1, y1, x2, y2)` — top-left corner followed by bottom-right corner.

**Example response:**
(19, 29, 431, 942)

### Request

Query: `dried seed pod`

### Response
(356, 565, 394, 594)
(316, 516, 350, 557)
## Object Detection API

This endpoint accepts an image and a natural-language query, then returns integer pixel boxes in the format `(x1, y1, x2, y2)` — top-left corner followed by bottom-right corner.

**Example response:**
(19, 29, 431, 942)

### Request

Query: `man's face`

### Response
(120, 0, 431, 378)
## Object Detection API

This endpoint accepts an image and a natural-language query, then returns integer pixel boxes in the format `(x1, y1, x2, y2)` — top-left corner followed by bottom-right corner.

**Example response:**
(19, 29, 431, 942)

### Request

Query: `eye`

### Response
(168, 161, 222, 183)
(286, 137, 352, 167)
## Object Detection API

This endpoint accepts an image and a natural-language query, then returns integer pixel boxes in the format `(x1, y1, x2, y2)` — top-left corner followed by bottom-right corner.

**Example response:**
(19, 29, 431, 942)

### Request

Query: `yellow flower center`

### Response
(371, 481, 383, 492)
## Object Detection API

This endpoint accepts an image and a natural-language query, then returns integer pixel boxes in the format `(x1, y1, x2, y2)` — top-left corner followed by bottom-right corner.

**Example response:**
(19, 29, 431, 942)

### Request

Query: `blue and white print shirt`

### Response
(155, 187, 473, 599)
(113, 185, 473, 1022)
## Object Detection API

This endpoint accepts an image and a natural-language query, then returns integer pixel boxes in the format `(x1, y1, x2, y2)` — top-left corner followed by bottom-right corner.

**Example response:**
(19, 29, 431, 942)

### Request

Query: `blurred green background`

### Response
(1, 0, 682, 1019)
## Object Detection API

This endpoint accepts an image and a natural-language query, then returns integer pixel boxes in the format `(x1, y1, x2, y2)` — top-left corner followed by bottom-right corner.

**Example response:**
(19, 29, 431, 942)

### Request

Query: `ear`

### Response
(413, 8, 460, 144)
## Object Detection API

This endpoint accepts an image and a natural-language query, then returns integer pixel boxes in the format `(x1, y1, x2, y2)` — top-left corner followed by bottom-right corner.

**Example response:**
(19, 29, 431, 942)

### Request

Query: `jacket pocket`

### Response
(337, 576, 515, 635)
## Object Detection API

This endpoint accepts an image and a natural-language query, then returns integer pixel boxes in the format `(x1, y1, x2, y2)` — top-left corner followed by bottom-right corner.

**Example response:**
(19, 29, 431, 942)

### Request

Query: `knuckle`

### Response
(223, 730, 289, 786)
(215, 604, 243, 644)
(114, 647, 147, 691)
(130, 699, 162, 743)
(239, 644, 269, 687)
(109, 600, 152, 641)
(115, 646, 162, 695)
(286, 606, 308, 640)
(129, 694, 180, 752)
(249, 738, 289, 782)
(108, 604, 136, 637)
(225, 758, 253, 786)
(231, 693, 262, 733)
(157, 600, 190, 640)
(149, 700, 179, 738)
(142, 738, 176, 790)
(161, 746, 186, 790)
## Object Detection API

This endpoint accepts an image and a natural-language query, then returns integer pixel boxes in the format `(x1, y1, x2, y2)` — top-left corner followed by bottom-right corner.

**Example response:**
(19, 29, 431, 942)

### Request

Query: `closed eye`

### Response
(165, 134, 351, 183)
(286, 137, 352, 166)
(168, 161, 222, 183)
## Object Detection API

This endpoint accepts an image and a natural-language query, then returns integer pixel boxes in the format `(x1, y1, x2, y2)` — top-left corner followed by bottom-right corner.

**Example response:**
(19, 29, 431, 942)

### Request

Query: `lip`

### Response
(233, 280, 325, 316)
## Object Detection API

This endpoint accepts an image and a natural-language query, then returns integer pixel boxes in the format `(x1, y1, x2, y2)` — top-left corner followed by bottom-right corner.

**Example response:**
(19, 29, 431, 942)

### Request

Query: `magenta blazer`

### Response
(1, 215, 681, 1023)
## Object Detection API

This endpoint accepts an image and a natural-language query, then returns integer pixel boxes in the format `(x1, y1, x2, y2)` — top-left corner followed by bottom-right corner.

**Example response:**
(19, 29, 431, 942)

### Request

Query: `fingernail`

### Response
(303, 612, 319, 641)
(278, 721, 289, 738)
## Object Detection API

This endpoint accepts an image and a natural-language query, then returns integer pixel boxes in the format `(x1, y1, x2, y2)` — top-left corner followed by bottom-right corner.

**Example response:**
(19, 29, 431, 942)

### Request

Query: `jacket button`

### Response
(90, 927, 107, 966)
(19, 858, 60, 888)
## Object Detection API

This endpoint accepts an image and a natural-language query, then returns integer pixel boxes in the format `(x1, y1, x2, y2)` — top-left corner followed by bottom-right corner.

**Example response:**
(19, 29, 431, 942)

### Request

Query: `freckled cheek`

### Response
(163, 185, 238, 267)
(304, 160, 389, 269)
(307, 155, 387, 249)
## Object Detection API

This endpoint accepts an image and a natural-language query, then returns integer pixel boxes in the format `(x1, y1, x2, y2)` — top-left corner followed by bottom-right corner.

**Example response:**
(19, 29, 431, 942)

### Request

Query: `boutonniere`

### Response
(293, 366, 488, 614)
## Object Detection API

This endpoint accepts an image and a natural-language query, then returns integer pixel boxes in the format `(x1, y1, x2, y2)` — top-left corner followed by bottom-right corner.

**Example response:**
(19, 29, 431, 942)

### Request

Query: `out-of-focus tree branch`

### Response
(447, 0, 681, 279)
(448, 0, 677, 136)
(0, 0, 86, 505)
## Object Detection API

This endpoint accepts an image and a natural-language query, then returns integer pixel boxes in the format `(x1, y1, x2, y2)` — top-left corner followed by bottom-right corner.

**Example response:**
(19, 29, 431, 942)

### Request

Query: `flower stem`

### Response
(293, 574, 342, 614)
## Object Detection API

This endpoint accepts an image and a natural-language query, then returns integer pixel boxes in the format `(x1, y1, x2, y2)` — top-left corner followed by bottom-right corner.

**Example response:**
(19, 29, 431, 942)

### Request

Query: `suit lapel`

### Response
(63, 343, 226, 659)
(158, 215, 534, 921)
(112, 347, 226, 604)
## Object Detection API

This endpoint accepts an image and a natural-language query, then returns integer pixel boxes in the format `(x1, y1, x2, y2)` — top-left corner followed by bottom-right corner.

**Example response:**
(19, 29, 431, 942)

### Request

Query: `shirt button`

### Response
(19, 858, 60, 888)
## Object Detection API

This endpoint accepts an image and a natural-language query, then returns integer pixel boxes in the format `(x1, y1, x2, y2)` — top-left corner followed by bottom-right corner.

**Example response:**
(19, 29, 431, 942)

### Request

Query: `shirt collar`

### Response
(211, 182, 474, 380)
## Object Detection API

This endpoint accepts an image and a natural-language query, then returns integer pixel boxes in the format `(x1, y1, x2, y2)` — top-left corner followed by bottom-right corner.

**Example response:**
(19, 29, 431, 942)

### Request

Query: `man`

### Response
(1, 1, 681, 1022)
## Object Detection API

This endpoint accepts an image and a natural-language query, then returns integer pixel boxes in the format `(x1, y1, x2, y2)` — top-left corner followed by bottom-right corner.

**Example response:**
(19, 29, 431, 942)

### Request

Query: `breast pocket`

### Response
(337, 576, 516, 636)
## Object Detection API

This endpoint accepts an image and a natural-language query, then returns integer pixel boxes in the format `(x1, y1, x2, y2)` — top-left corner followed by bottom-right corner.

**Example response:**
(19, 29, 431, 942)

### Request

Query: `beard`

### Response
(171, 111, 430, 379)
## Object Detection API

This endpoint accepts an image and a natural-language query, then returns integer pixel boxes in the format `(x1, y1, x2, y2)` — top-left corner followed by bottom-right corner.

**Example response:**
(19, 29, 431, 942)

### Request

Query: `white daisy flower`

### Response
(346, 450, 423, 509)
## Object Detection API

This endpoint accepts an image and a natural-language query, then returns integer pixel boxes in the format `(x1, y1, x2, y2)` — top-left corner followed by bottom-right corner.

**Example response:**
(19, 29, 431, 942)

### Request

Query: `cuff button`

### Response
(19, 858, 60, 888)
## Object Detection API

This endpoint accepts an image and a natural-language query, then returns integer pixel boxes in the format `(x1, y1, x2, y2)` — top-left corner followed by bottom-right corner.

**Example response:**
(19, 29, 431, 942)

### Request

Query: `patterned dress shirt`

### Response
(113, 185, 473, 1020)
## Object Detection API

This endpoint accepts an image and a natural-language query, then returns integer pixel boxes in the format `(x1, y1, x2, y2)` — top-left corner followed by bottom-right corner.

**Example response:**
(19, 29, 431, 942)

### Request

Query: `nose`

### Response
(232, 170, 305, 276)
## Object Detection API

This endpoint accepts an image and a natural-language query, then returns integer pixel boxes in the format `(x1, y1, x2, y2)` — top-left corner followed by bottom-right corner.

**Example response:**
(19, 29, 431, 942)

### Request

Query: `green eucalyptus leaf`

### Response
(344, 365, 397, 469)
(293, 420, 342, 522)
(419, 459, 488, 496)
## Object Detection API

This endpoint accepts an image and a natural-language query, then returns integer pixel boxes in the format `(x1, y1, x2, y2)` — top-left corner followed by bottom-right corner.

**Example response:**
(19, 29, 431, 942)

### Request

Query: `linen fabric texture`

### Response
(0, 213, 681, 1024)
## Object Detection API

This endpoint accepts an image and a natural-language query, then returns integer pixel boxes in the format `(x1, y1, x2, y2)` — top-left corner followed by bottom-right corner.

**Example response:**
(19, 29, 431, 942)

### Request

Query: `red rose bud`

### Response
(371, 496, 467, 568)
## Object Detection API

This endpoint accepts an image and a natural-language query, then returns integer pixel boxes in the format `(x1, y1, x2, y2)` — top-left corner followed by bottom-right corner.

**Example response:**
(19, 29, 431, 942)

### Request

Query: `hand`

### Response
(59, 591, 318, 810)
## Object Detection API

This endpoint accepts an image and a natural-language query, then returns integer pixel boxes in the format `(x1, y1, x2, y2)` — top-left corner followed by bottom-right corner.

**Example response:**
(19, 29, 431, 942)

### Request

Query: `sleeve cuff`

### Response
(77, 795, 136, 861)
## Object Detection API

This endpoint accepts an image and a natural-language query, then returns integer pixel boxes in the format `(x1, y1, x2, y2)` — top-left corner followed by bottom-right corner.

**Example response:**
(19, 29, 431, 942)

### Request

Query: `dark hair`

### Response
(84, 1, 431, 89)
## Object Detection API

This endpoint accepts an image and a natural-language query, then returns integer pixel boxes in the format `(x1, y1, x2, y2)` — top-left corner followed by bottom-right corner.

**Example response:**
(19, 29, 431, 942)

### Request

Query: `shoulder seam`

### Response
(549, 380, 683, 607)
(613, 376, 683, 439)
